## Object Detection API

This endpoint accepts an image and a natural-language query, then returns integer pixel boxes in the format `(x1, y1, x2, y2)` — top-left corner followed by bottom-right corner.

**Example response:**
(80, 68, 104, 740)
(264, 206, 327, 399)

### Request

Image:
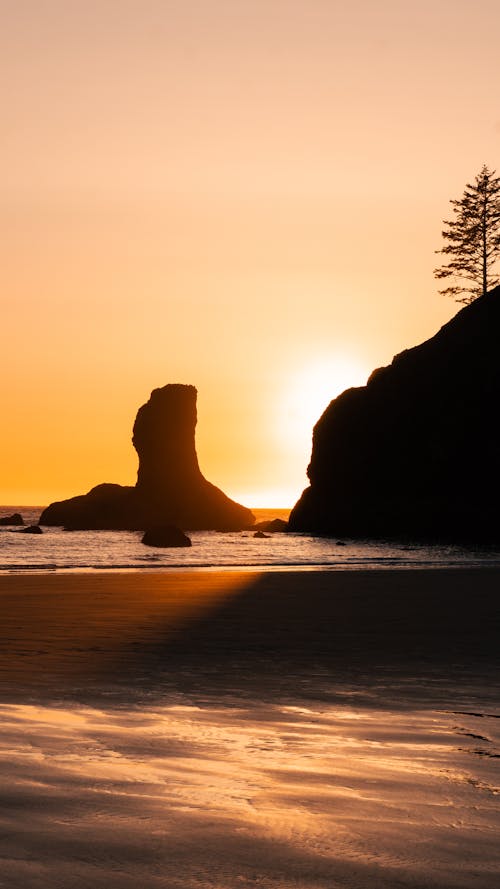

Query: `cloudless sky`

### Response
(1, 0, 499, 505)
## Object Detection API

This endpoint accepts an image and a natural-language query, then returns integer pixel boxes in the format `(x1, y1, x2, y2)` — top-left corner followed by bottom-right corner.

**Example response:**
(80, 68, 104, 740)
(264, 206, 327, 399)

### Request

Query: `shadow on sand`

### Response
(0, 568, 499, 710)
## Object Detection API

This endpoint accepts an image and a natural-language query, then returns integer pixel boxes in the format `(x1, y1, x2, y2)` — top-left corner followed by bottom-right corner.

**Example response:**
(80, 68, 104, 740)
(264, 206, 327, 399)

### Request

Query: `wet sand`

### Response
(0, 568, 499, 887)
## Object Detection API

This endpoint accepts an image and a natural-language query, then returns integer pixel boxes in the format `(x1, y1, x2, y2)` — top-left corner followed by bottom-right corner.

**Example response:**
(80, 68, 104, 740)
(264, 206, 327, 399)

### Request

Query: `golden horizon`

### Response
(1, 1, 498, 503)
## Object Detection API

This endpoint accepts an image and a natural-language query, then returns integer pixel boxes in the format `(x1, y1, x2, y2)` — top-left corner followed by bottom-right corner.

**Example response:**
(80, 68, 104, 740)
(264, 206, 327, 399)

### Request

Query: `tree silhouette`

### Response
(434, 165, 500, 303)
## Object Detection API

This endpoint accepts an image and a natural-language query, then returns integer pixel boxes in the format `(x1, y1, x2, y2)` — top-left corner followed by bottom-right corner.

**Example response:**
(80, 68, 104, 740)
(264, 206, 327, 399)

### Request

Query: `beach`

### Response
(0, 568, 499, 887)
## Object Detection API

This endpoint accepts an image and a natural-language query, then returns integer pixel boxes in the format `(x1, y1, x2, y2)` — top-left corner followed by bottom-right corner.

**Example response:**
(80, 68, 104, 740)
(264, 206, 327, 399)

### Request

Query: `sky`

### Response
(1, 0, 499, 507)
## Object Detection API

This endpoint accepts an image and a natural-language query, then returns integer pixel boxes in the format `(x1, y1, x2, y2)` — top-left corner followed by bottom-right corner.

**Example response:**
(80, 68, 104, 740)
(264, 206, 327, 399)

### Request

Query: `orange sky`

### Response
(2, 0, 499, 507)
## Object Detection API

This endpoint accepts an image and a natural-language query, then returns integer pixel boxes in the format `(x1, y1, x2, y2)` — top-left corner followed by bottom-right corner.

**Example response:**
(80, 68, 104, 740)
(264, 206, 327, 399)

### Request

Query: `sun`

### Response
(278, 354, 369, 448)
(232, 354, 370, 510)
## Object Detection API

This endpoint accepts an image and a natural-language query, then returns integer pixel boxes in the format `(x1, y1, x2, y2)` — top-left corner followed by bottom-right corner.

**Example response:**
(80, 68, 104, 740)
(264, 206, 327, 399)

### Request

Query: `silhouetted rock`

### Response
(40, 385, 254, 531)
(141, 525, 192, 548)
(0, 513, 24, 526)
(253, 530, 269, 538)
(131, 385, 253, 530)
(289, 287, 500, 543)
(42, 484, 138, 531)
(253, 518, 288, 532)
(19, 525, 43, 534)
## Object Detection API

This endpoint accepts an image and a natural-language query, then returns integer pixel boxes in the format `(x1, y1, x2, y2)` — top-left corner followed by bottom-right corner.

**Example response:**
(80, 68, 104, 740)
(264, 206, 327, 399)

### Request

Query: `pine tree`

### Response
(434, 165, 500, 303)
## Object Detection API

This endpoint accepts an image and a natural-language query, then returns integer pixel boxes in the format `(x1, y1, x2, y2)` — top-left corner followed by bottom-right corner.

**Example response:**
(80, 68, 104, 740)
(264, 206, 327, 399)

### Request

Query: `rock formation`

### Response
(40, 384, 254, 531)
(0, 513, 24, 526)
(289, 287, 500, 543)
(41, 484, 138, 531)
(253, 518, 288, 532)
(141, 525, 192, 548)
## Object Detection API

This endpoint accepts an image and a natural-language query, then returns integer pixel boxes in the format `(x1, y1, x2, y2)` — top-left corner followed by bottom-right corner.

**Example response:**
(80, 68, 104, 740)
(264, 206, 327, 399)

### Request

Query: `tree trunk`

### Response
(482, 203, 488, 297)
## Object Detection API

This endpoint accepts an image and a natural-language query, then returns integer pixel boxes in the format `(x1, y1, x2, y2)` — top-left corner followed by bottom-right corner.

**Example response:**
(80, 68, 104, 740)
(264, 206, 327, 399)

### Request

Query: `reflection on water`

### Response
(0, 699, 498, 889)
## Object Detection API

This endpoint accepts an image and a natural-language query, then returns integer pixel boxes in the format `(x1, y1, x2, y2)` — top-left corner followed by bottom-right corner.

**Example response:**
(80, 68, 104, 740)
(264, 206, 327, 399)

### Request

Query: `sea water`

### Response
(1, 506, 500, 572)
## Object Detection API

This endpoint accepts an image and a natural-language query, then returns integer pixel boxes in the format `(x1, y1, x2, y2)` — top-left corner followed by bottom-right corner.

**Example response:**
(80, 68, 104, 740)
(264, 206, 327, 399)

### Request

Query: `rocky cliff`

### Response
(289, 287, 500, 542)
(40, 384, 254, 531)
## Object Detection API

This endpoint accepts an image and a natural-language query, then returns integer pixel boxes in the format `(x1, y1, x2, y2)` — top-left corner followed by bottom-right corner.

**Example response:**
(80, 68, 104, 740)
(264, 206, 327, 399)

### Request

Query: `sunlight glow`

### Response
(230, 355, 371, 509)
(230, 490, 297, 510)
(279, 355, 369, 446)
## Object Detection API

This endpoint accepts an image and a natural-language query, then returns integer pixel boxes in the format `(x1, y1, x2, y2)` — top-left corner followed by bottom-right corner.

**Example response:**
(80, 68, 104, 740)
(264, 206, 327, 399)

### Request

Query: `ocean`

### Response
(1, 505, 500, 572)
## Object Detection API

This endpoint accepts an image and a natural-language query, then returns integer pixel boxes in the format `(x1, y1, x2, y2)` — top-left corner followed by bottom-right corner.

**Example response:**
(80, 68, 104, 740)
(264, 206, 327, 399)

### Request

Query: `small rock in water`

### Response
(253, 530, 270, 539)
(20, 525, 43, 534)
(142, 525, 192, 548)
(336, 540, 346, 546)
(0, 513, 24, 526)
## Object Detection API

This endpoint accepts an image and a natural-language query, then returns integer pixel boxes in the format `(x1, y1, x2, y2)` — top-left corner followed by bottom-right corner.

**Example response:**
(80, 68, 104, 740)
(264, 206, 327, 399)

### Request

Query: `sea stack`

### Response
(133, 385, 204, 507)
(131, 384, 254, 530)
(40, 384, 254, 531)
(289, 287, 500, 543)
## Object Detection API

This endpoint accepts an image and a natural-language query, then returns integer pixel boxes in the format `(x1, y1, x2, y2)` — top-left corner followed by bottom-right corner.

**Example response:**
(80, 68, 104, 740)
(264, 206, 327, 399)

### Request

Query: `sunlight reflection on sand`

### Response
(0, 700, 499, 888)
(1, 568, 499, 887)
